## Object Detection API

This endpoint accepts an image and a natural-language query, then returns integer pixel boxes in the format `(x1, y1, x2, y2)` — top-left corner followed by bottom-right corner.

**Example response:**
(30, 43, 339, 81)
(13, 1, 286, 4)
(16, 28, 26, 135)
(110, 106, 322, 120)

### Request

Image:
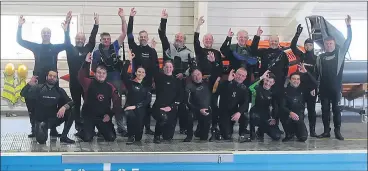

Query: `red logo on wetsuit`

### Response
(97, 94, 105, 101)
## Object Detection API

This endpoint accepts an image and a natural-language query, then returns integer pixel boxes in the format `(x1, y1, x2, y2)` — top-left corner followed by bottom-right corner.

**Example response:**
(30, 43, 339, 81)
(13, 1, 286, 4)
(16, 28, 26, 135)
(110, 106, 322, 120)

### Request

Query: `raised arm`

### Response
(127, 8, 139, 51)
(120, 60, 133, 90)
(290, 24, 304, 58)
(158, 9, 171, 59)
(338, 15, 352, 61)
(85, 13, 99, 52)
(117, 8, 127, 46)
(194, 16, 205, 57)
(54, 11, 73, 52)
(16, 16, 39, 52)
(249, 27, 263, 56)
(78, 53, 93, 92)
(220, 28, 233, 60)
(20, 77, 41, 100)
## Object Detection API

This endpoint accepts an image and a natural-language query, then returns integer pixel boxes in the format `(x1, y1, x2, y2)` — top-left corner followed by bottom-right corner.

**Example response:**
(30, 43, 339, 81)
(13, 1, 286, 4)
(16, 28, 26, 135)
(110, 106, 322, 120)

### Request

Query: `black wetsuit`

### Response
(194, 32, 223, 130)
(216, 80, 249, 139)
(184, 80, 212, 141)
(290, 33, 318, 134)
(281, 72, 317, 142)
(121, 61, 152, 142)
(17, 25, 70, 136)
(78, 62, 122, 142)
(20, 83, 74, 144)
(248, 79, 281, 141)
(65, 24, 98, 133)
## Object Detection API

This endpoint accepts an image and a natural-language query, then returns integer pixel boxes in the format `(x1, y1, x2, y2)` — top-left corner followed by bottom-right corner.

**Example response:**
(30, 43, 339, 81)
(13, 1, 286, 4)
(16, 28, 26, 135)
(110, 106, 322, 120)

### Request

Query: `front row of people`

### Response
(22, 50, 319, 145)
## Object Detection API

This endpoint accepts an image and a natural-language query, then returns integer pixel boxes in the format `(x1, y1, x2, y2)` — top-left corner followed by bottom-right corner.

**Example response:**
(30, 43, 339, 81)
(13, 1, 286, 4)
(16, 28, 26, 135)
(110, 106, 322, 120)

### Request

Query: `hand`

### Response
(207, 51, 215, 62)
(124, 106, 136, 111)
(151, 38, 157, 49)
(130, 8, 137, 16)
(103, 114, 110, 122)
(296, 24, 303, 35)
(118, 8, 125, 18)
(61, 20, 68, 32)
(57, 106, 66, 118)
(216, 77, 221, 82)
(176, 73, 184, 79)
(197, 16, 205, 26)
(345, 15, 351, 26)
(256, 26, 263, 36)
(310, 89, 315, 96)
(161, 9, 168, 19)
(128, 49, 135, 61)
(85, 52, 92, 62)
(94, 13, 99, 24)
(200, 108, 209, 116)
(260, 70, 270, 80)
(268, 119, 276, 125)
(228, 69, 235, 81)
(65, 11, 72, 23)
(298, 63, 307, 73)
(28, 76, 38, 86)
(289, 112, 299, 121)
(227, 28, 234, 37)
(231, 112, 241, 121)
(160, 106, 171, 112)
(18, 15, 25, 26)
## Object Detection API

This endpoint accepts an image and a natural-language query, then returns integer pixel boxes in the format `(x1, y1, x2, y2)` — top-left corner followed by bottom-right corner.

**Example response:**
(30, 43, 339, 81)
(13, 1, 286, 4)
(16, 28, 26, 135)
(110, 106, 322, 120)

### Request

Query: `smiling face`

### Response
(237, 30, 249, 46)
(135, 67, 146, 81)
(234, 68, 247, 84)
(138, 31, 149, 46)
(163, 61, 174, 75)
(95, 66, 107, 82)
(191, 69, 203, 83)
(41, 27, 51, 43)
(203, 33, 213, 48)
(75, 33, 86, 47)
(269, 35, 279, 49)
(290, 73, 301, 88)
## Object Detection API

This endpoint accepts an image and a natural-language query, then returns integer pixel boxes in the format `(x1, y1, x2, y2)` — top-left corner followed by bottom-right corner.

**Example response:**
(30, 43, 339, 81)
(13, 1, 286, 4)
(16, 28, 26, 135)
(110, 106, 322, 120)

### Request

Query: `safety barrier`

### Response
(1, 150, 367, 171)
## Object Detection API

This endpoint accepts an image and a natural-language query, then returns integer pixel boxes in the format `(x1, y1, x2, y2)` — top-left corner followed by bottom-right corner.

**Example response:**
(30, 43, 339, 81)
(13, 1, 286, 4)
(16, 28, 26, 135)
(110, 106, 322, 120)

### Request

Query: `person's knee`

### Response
(105, 133, 116, 142)
(271, 131, 281, 141)
(331, 105, 340, 114)
(298, 136, 308, 142)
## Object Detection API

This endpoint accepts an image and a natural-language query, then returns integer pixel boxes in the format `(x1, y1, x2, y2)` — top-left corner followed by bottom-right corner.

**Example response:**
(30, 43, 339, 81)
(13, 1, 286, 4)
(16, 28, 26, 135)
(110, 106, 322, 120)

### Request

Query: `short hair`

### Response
(237, 67, 247, 73)
(323, 36, 335, 42)
(138, 30, 148, 35)
(267, 73, 276, 80)
(289, 72, 301, 78)
(96, 63, 107, 71)
(47, 69, 58, 76)
(163, 60, 173, 67)
(100, 32, 111, 38)
(190, 67, 201, 75)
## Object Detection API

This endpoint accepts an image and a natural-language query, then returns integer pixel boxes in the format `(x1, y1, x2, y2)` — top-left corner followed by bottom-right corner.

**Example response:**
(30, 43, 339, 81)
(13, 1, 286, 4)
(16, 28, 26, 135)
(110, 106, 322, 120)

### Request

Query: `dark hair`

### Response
(190, 67, 201, 75)
(138, 30, 148, 35)
(100, 32, 111, 38)
(135, 65, 145, 71)
(323, 36, 335, 42)
(96, 63, 107, 71)
(163, 60, 173, 67)
(47, 69, 58, 75)
(289, 72, 301, 78)
(267, 73, 276, 80)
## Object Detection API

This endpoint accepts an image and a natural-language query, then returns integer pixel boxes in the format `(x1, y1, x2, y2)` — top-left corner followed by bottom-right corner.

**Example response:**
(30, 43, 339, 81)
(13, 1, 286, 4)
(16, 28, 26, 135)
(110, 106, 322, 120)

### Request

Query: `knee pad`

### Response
(158, 111, 168, 126)
(36, 122, 48, 144)
(273, 133, 281, 141)
(105, 134, 116, 142)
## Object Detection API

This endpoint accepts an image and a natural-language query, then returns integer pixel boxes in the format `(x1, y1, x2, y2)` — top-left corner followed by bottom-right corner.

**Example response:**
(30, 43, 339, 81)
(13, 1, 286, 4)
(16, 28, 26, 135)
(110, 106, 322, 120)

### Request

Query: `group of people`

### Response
(17, 8, 352, 145)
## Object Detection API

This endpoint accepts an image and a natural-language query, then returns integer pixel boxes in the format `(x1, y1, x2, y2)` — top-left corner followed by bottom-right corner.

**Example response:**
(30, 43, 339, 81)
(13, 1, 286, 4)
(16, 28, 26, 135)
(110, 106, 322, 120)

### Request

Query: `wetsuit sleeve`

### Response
(237, 87, 249, 114)
(78, 61, 93, 92)
(110, 85, 122, 117)
(338, 25, 352, 62)
(282, 52, 290, 78)
(271, 94, 279, 119)
(194, 32, 203, 60)
(91, 50, 100, 72)
(158, 18, 171, 60)
(58, 88, 74, 109)
(137, 90, 152, 109)
(211, 50, 224, 79)
(250, 35, 261, 56)
(185, 85, 199, 112)
(53, 28, 71, 52)
(86, 24, 99, 52)
(20, 84, 41, 100)
(171, 79, 182, 108)
(249, 78, 261, 95)
(151, 48, 160, 73)
(280, 93, 291, 115)
(120, 60, 132, 90)
(220, 36, 232, 61)
(16, 26, 38, 52)
(127, 16, 138, 52)
(290, 33, 304, 59)
(301, 71, 318, 92)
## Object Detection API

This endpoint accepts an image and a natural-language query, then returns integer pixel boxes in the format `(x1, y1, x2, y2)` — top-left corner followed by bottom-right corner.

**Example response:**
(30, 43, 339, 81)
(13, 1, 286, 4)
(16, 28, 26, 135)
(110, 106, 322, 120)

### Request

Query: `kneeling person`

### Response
(20, 70, 75, 144)
(78, 53, 121, 142)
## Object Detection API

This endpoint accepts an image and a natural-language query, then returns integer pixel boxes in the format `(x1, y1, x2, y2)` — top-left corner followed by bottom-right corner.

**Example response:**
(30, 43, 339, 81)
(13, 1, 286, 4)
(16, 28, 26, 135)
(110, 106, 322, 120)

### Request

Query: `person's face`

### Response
(163, 62, 173, 75)
(101, 35, 112, 47)
(234, 69, 247, 83)
(135, 67, 146, 81)
(75, 33, 86, 47)
(174, 32, 185, 47)
(290, 74, 301, 88)
(324, 40, 336, 52)
(304, 43, 314, 52)
(138, 31, 149, 46)
(237, 31, 249, 46)
(95, 67, 107, 82)
(191, 70, 203, 83)
(263, 77, 275, 90)
(203, 34, 213, 48)
(41, 27, 51, 42)
(46, 71, 58, 85)
(269, 36, 279, 49)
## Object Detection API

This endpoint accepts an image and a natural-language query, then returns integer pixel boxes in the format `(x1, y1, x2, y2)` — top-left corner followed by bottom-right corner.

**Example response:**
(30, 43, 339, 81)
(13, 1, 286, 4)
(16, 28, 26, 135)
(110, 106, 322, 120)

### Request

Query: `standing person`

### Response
(65, 12, 99, 136)
(120, 59, 152, 144)
(290, 24, 318, 137)
(17, 12, 72, 137)
(194, 16, 223, 138)
(91, 8, 127, 136)
(78, 53, 121, 142)
(316, 15, 352, 140)
(127, 7, 158, 135)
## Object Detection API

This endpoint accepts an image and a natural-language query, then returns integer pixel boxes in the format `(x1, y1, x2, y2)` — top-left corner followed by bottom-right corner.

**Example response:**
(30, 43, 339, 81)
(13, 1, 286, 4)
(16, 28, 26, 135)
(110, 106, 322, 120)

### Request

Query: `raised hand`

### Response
(130, 8, 137, 16)
(298, 63, 307, 73)
(85, 52, 92, 62)
(228, 28, 234, 37)
(94, 13, 99, 24)
(65, 11, 72, 23)
(228, 69, 235, 81)
(345, 15, 351, 26)
(28, 76, 38, 86)
(161, 9, 168, 19)
(256, 26, 263, 36)
(61, 20, 69, 31)
(260, 70, 270, 80)
(197, 16, 205, 26)
(296, 24, 303, 35)
(18, 15, 25, 26)
(151, 38, 157, 49)
(118, 8, 125, 18)
(207, 51, 215, 62)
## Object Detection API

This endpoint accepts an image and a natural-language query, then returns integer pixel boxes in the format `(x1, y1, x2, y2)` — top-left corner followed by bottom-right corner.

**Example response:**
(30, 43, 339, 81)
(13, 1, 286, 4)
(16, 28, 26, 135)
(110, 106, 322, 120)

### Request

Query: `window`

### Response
(1, 15, 78, 59)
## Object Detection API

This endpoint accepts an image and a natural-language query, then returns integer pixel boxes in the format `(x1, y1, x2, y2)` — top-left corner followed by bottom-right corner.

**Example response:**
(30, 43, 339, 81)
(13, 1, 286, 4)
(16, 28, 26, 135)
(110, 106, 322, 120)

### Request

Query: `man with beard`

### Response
(316, 15, 352, 140)
(65, 12, 99, 136)
(78, 53, 121, 142)
(20, 70, 75, 144)
(91, 8, 127, 136)
(290, 24, 318, 137)
(194, 16, 223, 139)
(127, 8, 158, 135)
(17, 12, 72, 138)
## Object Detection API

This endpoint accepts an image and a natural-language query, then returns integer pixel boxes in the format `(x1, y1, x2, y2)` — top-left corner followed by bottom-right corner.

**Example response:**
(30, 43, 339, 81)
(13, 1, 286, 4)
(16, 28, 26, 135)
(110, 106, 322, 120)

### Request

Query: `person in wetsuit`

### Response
(65, 12, 99, 136)
(17, 12, 71, 138)
(127, 8, 158, 135)
(91, 8, 127, 136)
(290, 24, 318, 137)
(248, 70, 281, 142)
(78, 53, 122, 142)
(216, 68, 249, 142)
(20, 70, 75, 144)
(152, 60, 181, 144)
(316, 15, 352, 141)
(120, 60, 152, 144)
(281, 65, 318, 142)
(194, 16, 223, 138)
(184, 68, 212, 142)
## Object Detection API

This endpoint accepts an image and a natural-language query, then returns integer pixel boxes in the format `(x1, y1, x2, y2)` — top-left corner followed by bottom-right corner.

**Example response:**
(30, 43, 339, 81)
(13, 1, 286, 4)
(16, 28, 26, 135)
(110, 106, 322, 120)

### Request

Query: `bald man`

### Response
(65, 13, 99, 136)
(17, 12, 71, 138)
